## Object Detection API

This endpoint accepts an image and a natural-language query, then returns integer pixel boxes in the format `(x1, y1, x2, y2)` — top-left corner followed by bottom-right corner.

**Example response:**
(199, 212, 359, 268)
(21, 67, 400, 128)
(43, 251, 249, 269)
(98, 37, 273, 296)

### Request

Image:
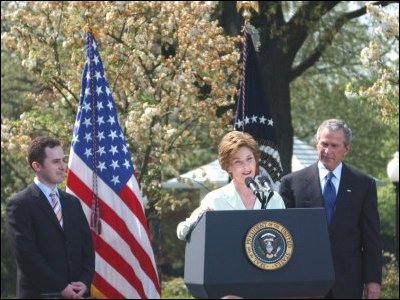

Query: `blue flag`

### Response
(234, 29, 283, 185)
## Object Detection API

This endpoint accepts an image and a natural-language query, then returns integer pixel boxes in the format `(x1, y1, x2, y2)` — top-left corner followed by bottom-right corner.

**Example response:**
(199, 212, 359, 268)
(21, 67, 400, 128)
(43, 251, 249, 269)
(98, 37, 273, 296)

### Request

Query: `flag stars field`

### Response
(234, 114, 274, 129)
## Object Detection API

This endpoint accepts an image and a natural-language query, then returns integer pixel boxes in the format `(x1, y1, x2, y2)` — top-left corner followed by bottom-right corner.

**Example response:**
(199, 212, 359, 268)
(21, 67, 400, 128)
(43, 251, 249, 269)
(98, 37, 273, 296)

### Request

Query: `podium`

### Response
(184, 208, 334, 298)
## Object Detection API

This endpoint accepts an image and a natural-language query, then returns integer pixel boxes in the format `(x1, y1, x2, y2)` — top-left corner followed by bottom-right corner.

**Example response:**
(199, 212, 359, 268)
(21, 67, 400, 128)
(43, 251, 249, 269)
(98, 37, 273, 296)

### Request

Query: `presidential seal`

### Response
(245, 221, 293, 270)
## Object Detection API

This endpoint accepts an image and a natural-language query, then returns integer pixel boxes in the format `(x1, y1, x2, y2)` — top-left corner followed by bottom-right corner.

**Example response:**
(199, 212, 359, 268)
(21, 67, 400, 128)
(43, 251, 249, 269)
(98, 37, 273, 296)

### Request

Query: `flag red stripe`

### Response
(118, 186, 160, 293)
(67, 169, 160, 293)
(92, 272, 124, 299)
(91, 232, 146, 298)
(119, 185, 151, 237)
(67, 171, 143, 294)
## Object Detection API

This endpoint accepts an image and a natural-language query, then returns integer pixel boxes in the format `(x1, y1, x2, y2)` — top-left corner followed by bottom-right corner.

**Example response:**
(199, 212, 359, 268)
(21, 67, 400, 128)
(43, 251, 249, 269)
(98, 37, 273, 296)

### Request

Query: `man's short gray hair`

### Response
(315, 119, 352, 145)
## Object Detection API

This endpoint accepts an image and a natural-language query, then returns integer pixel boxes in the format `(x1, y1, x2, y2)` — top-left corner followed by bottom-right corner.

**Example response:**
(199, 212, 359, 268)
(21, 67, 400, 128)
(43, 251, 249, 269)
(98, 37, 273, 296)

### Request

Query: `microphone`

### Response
(256, 176, 274, 195)
(245, 177, 261, 197)
(245, 177, 263, 206)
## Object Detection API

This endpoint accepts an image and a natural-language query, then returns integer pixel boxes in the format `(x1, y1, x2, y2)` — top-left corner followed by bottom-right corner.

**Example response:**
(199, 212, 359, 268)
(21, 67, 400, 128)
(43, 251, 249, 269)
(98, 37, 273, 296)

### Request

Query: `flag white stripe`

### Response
(74, 195, 159, 297)
(67, 153, 159, 297)
(73, 192, 140, 297)
(94, 253, 140, 298)
(68, 152, 156, 264)
(125, 171, 142, 203)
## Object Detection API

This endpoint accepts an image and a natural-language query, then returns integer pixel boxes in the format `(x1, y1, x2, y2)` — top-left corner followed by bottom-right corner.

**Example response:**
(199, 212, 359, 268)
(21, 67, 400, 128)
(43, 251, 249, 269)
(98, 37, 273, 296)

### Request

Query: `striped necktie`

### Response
(50, 191, 63, 228)
(323, 172, 336, 224)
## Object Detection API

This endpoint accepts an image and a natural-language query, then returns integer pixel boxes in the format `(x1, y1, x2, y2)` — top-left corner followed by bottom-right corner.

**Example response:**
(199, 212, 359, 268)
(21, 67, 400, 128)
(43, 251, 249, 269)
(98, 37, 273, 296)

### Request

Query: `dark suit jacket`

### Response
(279, 162, 382, 299)
(6, 183, 95, 299)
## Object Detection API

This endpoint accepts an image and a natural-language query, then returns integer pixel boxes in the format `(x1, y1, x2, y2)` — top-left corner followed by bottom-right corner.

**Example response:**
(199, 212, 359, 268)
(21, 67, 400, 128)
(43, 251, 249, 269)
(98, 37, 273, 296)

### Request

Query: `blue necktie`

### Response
(323, 172, 336, 224)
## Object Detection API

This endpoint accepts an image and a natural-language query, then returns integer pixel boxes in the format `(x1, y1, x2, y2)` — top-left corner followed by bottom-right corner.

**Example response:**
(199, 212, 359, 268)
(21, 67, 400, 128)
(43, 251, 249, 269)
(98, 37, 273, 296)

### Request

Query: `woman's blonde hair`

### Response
(218, 131, 260, 173)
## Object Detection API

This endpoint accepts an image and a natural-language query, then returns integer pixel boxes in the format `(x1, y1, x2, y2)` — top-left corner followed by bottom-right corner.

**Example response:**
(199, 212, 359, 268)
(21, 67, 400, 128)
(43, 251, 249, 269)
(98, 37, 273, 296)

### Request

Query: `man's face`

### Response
(34, 146, 67, 187)
(316, 128, 350, 171)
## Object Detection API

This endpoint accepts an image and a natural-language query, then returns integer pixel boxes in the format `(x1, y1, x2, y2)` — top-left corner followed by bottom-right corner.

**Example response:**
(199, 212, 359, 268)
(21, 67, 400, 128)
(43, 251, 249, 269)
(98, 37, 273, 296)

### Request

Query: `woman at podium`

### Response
(177, 130, 285, 240)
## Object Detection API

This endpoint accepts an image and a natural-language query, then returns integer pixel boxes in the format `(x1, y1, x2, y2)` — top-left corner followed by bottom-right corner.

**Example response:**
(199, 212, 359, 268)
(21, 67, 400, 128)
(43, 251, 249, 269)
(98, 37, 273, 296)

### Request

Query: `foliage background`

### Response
(1, 1, 398, 298)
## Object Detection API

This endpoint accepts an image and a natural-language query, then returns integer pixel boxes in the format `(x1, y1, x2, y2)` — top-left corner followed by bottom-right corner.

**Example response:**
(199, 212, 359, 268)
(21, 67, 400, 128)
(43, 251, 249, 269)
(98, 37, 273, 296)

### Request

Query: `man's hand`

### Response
(61, 284, 80, 299)
(364, 282, 381, 299)
(71, 281, 87, 298)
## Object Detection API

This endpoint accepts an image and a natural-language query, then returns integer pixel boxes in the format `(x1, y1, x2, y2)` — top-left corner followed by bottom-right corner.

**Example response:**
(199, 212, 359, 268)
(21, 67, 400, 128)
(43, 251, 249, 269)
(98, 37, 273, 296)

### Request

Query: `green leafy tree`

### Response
(289, 10, 398, 177)
(1, 1, 240, 295)
(1, 1, 240, 209)
(219, 1, 398, 174)
(1, 22, 39, 296)
(357, 3, 399, 126)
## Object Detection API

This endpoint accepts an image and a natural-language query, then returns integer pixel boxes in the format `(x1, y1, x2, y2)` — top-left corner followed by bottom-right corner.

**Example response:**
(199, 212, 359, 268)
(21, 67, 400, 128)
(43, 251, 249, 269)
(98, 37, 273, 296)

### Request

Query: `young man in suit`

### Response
(6, 136, 95, 299)
(279, 119, 382, 299)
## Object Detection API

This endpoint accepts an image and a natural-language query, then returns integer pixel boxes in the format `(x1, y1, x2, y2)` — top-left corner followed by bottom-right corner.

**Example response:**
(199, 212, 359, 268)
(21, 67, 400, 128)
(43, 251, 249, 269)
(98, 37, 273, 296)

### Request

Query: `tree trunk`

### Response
(219, 1, 294, 174)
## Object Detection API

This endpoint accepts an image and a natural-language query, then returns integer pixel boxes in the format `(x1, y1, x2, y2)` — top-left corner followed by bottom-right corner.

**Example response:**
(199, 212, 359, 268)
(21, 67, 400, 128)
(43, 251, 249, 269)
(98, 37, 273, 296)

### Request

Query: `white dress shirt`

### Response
(318, 161, 342, 196)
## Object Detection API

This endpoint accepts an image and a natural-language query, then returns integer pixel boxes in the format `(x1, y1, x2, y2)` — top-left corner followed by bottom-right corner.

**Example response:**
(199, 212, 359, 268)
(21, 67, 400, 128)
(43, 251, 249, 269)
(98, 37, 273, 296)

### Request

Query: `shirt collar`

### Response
(34, 177, 59, 198)
(318, 161, 342, 181)
(228, 180, 260, 209)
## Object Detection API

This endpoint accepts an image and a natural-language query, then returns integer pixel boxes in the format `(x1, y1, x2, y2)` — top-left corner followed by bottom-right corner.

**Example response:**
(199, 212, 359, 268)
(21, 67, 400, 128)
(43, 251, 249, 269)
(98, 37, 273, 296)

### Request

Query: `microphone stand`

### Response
(258, 188, 274, 209)
(257, 192, 267, 209)
(256, 176, 274, 209)
(265, 191, 274, 208)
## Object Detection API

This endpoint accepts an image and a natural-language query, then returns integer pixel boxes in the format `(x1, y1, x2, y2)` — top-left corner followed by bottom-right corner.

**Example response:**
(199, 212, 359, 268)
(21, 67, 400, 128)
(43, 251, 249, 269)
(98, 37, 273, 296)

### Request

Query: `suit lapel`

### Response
(329, 163, 354, 227)
(59, 191, 73, 234)
(334, 164, 352, 208)
(306, 164, 325, 207)
(31, 184, 64, 232)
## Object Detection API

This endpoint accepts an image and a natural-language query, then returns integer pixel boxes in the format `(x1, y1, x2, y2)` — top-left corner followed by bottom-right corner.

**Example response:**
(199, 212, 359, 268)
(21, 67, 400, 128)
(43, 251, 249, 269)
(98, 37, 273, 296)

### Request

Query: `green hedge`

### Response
(162, 259, 399, 299)
(381, 252, 399, 299)
(161, 277, 193, 299)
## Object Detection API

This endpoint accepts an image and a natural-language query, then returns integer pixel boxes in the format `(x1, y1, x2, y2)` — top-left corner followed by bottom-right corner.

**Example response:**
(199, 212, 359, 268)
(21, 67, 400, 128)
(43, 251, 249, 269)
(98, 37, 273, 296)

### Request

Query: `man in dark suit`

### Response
(6, 136, 95, 299)
(279, 119, 382, 299)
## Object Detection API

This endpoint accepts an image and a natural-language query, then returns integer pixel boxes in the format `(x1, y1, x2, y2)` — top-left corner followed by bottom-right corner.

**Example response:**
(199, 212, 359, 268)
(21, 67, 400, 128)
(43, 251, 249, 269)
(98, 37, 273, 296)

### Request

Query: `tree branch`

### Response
(50, 79, 77, 115)
(290, 1, 397, 81)
(2, 158, 29, 187)
(286, 2, 339, 59)
(138, 117, 156, 182)
(52, 77, 79, 103)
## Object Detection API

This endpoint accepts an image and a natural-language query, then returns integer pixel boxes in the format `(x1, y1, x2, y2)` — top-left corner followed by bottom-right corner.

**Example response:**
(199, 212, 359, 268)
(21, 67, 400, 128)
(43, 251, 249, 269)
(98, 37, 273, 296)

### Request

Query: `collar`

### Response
(318, 161, 342, 182)
(226, 181, 259, 209)
(34, 177, 59, 198)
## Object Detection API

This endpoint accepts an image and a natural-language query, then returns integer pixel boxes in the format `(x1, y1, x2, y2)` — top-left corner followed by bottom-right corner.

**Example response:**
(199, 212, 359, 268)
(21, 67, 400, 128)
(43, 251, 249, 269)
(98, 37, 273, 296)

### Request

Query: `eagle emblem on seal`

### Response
(258, 233, 281, 259)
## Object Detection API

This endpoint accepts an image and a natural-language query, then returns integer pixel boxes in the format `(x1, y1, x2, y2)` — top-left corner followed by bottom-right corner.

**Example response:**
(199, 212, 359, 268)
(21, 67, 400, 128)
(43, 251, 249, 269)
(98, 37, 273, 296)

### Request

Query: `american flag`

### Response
(234, 27, 283, 188)
(66, 29, 160, 299)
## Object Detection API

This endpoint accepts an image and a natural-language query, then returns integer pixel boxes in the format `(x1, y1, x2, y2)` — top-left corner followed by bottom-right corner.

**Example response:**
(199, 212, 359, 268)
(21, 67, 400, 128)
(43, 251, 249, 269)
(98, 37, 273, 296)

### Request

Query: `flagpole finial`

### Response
(237, 1, 259, 24)
(83, 22, 99, 40)
(83, 23, 92, 33)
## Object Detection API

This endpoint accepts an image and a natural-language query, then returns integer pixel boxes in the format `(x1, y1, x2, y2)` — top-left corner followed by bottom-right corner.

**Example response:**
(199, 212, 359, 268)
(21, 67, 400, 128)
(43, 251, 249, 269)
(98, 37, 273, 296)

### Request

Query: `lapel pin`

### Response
(347, 189, 351, 192)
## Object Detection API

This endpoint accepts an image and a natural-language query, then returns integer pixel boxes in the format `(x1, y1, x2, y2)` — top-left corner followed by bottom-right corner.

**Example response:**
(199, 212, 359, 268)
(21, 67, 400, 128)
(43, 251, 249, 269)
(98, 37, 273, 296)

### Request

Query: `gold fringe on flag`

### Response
(91, 285, 107, 299)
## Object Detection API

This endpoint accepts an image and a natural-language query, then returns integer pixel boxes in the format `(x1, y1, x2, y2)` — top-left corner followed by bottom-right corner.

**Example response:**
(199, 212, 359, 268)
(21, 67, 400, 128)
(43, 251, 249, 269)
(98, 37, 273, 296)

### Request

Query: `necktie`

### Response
(50, 191, 63, 228)
(323, 172, 336, 224)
